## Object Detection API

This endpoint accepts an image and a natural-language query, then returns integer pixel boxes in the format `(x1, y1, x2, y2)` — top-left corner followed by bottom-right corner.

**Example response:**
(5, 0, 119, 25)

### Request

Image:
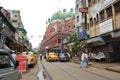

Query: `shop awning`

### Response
(87, 36, 105, 46)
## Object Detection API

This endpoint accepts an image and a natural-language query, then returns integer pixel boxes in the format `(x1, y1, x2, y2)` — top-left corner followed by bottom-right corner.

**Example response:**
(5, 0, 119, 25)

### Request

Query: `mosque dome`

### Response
(65, 8, 74, 19)
(51, 11, 63, 21)
(50, 9, 74, 22)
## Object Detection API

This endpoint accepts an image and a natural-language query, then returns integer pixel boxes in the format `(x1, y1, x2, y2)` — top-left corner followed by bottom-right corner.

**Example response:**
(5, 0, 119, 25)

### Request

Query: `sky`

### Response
(0, 0, 75, 48)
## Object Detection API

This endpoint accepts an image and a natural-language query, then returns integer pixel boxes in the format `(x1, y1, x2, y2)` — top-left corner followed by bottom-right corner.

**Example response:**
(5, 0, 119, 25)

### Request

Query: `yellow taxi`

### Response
(21, 52, 36, 67)
(47, 52, 58, 61)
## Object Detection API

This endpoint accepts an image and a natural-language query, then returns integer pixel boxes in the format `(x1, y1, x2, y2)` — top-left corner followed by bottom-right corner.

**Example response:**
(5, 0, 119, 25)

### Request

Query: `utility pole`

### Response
(61, 26, 63, 53)
(60, 9, 66, 53)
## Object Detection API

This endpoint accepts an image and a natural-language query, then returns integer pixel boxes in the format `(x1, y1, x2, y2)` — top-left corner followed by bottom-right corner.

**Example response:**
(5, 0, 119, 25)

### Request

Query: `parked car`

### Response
(59, 53, 70, 62)
(0, 49, 21, 80)
(46, 52, 59, 62)
(21, 51, 36, 67)
(94, 51, 106, 62)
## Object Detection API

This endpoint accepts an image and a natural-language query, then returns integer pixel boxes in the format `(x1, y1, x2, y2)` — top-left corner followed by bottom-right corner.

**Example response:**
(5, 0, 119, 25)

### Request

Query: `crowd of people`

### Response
(80, 50, 106, 68)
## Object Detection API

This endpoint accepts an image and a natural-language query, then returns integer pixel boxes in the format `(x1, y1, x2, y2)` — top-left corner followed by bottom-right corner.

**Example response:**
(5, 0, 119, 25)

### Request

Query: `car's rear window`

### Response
(0, 54, 14, 69)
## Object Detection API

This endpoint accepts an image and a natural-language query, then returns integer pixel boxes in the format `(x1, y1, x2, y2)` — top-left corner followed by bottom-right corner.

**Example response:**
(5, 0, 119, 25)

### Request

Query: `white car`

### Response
(0, 49, 21, 80)
(94, 52, 106, 62)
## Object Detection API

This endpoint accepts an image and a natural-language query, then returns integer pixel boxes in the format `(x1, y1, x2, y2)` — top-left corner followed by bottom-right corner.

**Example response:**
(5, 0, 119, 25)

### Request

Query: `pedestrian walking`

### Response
(85, 52, 90, 65)
(40, 54, 42, 61)
(80, 51, 88, 68)
(89, 51, 93, 61)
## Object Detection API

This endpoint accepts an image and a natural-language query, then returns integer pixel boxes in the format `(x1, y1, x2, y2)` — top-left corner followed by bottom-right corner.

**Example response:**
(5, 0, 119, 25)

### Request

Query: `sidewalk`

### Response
(71, 57, 120, 73)
(20, 64, 39, 80)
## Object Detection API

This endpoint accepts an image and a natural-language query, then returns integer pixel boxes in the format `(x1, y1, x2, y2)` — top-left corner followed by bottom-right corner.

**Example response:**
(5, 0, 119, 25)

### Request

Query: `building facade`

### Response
(75, 0, 88, 53)
(87, 0, 120, 62)
(8, 10, 30, 52)
(0, 6, 31, 53)
(75, 0, 88, 33)
(42, 9, 75, 54)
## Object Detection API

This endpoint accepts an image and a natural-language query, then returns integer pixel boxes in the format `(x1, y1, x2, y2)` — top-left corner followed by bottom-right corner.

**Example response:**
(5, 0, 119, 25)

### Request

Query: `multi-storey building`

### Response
(75, 0, 88, 55)
(0, 7, 16, 51)
(42, 9, 75, 54)
(75, 0, 88, 31)
(75, 0, 88, 40)
(8, 10, 30, 52)
(0, 6, 30, 52)
(87, 0, 120, 62)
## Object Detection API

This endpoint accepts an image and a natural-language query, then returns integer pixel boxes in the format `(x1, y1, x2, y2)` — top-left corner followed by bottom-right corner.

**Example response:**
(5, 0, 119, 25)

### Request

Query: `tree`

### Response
(68, 33, 84, 57)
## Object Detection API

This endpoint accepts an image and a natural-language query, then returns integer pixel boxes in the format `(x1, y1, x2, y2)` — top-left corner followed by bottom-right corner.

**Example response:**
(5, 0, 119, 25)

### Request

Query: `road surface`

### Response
(42, 61, 120, 80)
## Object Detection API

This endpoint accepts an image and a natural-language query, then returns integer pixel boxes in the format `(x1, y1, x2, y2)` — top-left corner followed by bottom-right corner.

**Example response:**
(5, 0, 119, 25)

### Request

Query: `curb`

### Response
(37, 59, 45, 80)
(41, 62, 52, 80)
(105, 68, 120, 73)
(38, 59, 51, 80)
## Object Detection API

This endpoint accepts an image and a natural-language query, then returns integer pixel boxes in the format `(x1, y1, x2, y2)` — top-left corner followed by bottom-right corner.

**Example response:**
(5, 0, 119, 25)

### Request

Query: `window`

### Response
(100, 11, 105, 22)
(68, 25, 71, 29)
(82, 12, 86, 18)
(14, 15, 17, 17)
(77, 15, 79, 22)
(94, 18, 96, 24)
(114, 1, 120, 14)
(77, 26, 80, 32)
(76, 4, 79, 11)
(91, 0, 95, 3)
(89, 18, 93, 27)
(87, 23, 89, 30)
(81, 0, 86, 8)
(0, 54, 14, 69)
(95, 14, 99, 24)
(88, 0, 96, 6)
(58, 39, 61, 43)
(106, 6, 112, 18)
(12, 20, 18, 23)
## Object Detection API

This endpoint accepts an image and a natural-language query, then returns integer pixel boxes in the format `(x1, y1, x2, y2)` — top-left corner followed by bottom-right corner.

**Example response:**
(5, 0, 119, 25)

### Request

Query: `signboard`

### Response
(99, 19, 113, 34)
(78, 29, 87, 40)
(16, 56, 27, 73)
(79, 8, 88, 13)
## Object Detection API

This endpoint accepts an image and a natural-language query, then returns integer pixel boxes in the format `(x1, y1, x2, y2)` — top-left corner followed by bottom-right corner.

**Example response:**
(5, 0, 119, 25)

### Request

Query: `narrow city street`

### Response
(41, 61, 120, 80)
(1, 0, 120, 80)
(19, 58, 120, 80)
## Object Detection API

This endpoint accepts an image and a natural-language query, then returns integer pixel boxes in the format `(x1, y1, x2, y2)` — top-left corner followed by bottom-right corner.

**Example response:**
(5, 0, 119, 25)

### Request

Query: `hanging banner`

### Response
(78, 29, 88, 40)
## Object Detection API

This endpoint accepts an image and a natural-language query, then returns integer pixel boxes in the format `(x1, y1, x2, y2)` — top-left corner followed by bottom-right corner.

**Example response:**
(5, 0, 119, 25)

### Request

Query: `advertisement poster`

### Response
(16, 56, 27, 73)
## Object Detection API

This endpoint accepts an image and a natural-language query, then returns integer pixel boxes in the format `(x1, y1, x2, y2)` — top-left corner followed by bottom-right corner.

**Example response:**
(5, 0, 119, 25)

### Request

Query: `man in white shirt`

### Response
(80, 51, 88, 68)
(11, 51, 17, 61)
